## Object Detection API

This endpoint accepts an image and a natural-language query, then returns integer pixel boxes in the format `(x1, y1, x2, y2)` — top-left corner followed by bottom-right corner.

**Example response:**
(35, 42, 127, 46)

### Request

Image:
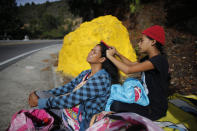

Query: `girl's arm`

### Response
(116, 52, 138, 66)
(111, 47, 138, 66)
(107, 50, 154, 74)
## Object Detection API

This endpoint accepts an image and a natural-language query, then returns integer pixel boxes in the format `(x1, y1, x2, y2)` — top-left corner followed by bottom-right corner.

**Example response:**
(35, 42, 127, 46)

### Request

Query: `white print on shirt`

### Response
(141, 72, 149, 95)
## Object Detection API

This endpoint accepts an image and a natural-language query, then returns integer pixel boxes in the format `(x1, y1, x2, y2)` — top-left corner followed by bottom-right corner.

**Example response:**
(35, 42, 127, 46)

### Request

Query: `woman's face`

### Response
(87, 45, 103, 64)
(138, 35, 153, 53)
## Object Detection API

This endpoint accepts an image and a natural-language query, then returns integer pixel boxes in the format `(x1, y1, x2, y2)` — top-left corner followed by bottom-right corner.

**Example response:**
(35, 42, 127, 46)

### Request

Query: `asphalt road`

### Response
(0, 40, 63, 70)
(0, 44, 62, 130)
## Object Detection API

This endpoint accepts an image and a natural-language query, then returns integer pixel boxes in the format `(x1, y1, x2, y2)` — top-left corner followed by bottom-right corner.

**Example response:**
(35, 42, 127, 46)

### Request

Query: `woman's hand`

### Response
(28, 91, 39, 107)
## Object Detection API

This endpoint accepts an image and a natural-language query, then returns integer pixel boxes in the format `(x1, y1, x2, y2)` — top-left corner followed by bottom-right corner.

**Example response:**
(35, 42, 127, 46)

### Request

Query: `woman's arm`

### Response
(37, 74, 110, 109)
(46, 70, 89, 96)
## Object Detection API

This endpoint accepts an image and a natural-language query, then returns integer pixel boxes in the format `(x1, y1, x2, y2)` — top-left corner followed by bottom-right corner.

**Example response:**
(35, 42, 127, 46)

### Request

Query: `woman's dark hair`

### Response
(98, 42, 120, 84)
(147, 36, 166, 57)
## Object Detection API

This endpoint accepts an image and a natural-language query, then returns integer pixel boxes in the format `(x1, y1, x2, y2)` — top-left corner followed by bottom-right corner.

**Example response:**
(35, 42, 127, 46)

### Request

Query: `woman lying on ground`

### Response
(28, 41, 119, 131)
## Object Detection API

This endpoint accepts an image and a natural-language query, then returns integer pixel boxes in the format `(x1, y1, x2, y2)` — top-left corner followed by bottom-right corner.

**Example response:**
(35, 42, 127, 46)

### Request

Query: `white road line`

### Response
(0, 44, 58, 66)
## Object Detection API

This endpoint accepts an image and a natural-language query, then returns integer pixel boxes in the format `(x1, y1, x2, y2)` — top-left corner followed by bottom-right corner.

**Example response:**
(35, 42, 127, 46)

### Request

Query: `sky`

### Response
(16, 0, 60, 6)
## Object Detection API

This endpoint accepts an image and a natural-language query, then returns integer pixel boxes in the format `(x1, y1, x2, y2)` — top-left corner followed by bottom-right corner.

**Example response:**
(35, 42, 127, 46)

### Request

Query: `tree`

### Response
(68, 0, 131, 21)
(24, 3, 30, 7)
(0, 0, 21, 39)
(31, 2, 35, 6)
(40, 14, 59, 31)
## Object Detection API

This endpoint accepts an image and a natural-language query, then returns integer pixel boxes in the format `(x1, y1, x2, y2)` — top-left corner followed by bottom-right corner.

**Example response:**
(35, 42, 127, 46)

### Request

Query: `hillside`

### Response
(122, 0, 197, 95)
(1, 0, 196, 95)
(17, 0, 82, 39)
(50, 0, 197, 95)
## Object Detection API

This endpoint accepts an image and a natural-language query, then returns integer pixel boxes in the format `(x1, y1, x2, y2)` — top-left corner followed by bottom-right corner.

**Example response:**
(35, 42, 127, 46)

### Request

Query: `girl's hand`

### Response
(28, 91, 39, 107)
(109, 46, 120, 56)
(106, 48, 116, 58)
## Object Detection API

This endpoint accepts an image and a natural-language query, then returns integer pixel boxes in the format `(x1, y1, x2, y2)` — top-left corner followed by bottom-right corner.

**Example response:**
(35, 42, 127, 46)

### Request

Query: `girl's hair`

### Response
(147, 36, 167, 57)
(98, 42, 120, 84)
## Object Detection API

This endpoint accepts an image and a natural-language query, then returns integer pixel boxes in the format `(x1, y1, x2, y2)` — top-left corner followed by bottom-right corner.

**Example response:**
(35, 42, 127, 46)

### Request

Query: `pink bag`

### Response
(87, 112, 163, 131)
(8, 109, 54, 131)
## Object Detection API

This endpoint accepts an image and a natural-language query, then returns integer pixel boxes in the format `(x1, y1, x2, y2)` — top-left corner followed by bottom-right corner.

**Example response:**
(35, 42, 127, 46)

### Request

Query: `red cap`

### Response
(142, 25, 165, 45)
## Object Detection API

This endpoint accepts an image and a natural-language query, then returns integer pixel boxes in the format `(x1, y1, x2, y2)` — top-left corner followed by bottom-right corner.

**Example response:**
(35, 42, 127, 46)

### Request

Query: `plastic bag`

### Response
(87, 112, 163, 131)
(8, 109, 54, 131)
(157, 93, 197, 131)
